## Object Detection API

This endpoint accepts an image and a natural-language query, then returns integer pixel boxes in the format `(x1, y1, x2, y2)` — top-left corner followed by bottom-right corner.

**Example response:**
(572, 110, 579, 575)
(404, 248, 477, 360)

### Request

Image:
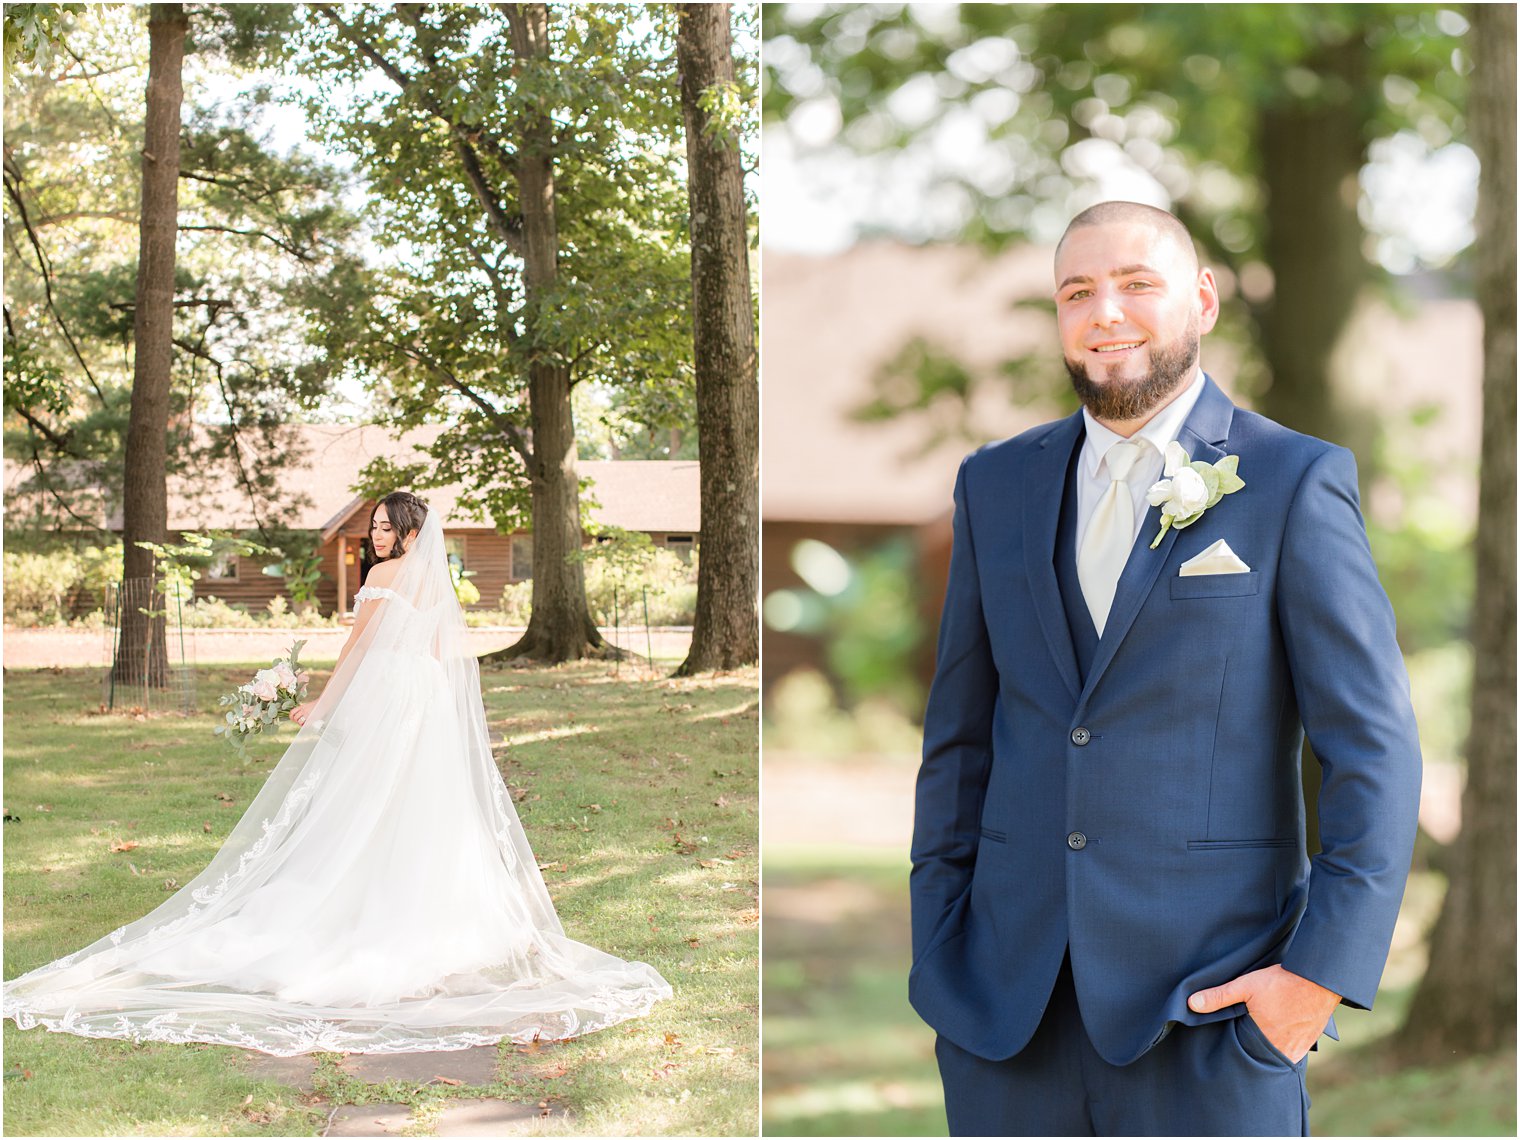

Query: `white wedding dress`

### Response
(3, 512, 671, 1055)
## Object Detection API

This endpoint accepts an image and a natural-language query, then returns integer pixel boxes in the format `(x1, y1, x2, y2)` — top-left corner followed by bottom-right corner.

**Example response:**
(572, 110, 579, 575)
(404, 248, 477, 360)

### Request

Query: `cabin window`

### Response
(205, 551, 239, 580)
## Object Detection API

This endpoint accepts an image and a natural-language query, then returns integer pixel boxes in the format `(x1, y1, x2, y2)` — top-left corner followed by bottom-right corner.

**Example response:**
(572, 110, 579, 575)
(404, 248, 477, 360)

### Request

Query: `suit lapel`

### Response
(1079, 376, 1236, 707)
(1024, 413, 1084, 704)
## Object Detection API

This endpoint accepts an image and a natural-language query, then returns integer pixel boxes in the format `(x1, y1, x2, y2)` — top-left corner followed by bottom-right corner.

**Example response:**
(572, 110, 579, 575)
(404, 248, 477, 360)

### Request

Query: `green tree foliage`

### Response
(764, 3, 1470, 447)
(3, 5, 359, 548)
(283, 4, 695, 661)
(290, 4, 691, 532)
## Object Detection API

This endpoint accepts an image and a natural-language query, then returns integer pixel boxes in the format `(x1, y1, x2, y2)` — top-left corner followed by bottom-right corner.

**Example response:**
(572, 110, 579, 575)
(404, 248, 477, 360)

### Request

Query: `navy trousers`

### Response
(935, 956, 1310, 1137)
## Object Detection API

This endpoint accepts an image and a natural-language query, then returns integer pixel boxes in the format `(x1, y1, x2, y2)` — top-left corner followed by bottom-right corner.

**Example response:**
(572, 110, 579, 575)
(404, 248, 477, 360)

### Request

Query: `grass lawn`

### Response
(762, 844, 1516, 1138)
(3, 660, 758, 1137)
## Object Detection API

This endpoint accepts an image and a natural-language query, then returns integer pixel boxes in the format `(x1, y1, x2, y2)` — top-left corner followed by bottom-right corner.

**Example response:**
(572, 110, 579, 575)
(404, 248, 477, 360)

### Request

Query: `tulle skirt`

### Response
(3, 648, 672, 1055)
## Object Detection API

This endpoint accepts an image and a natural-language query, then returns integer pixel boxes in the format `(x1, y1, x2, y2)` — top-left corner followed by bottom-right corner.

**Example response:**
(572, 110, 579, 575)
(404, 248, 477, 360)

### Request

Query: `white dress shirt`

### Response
(1075, 370, 1207, 558)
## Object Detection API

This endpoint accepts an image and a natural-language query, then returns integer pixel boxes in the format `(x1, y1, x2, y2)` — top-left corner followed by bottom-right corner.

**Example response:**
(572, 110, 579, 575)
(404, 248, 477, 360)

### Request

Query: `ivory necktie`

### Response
(1078, 439, 1145, 637)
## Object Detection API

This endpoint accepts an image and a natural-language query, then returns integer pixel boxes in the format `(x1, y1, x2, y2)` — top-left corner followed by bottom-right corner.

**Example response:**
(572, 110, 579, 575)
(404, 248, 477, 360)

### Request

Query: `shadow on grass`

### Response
(4, 662, 758, 1137)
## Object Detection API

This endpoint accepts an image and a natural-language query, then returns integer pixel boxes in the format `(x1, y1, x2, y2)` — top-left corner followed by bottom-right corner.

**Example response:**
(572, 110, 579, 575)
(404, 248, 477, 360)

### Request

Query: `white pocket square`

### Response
(1179, 539, 1251, 576)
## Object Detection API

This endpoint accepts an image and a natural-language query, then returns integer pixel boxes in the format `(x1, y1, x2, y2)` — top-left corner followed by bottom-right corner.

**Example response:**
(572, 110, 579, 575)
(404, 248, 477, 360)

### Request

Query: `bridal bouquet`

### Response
(214, 640, 310, 762)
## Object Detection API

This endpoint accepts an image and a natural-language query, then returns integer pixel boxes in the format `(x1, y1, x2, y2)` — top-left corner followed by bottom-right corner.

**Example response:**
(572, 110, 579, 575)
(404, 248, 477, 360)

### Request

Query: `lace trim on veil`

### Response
(1, 510, 672, 1055)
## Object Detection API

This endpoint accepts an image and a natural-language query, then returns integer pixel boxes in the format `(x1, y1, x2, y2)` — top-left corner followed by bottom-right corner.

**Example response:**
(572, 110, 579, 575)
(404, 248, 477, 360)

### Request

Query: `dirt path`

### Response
(2, 627, 693, 669)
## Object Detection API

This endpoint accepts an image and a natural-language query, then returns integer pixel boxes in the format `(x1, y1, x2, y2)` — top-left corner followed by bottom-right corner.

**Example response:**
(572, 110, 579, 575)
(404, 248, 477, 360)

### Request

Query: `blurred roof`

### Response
(762, 242, 1057, 526)
(762, 241, 1482, 528)
(5, 422, 700, 535)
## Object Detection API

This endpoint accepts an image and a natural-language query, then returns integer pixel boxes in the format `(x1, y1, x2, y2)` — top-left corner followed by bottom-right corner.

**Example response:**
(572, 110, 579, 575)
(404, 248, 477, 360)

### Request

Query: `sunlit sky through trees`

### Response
(763, 4, 1477, 273)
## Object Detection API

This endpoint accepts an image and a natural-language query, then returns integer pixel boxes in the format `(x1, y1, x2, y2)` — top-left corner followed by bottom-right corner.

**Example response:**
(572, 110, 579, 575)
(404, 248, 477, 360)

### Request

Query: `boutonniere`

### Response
(1145, 441, 1245, 548)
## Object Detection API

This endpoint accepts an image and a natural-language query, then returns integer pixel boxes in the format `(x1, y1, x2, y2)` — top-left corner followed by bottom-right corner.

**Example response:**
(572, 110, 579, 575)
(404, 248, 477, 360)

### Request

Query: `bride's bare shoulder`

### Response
(365, 560, 402, 588)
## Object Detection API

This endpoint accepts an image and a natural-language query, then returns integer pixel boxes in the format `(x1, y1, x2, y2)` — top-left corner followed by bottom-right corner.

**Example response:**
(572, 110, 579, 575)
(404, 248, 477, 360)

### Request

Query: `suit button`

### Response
(1067, 831, 1087, 850)
(1071, 727, 1091, 746)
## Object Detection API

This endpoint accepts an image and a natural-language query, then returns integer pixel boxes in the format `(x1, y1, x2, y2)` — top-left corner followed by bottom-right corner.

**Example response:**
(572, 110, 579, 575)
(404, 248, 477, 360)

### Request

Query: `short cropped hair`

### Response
(1056, 201, 1199, 271)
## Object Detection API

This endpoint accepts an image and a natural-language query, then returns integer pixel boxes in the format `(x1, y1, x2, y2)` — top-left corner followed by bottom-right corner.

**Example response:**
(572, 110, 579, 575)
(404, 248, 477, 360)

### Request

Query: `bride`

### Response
(3, 492, 671, 1055)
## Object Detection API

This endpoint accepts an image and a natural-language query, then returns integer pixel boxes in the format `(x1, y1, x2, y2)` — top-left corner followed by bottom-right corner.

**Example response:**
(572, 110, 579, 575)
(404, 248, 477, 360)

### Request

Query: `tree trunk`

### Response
(114, 2, 186, 690)
(674, 2, 758, 675)
(1397, 1, 1516, 1064)
(1255, 38, 1368, 458)
(1255, 37, 1373, 850)
(483, 2, 606, 665)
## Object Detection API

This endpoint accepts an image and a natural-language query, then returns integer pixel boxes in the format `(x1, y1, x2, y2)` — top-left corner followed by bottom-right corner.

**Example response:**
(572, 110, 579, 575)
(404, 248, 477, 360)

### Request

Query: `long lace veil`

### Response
(3, 509, 670, 1054)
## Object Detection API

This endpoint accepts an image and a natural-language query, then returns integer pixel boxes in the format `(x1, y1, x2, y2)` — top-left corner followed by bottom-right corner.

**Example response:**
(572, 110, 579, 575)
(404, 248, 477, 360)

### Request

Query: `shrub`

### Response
(3, 550, 80, 624)
(1, 544, 123, 626)
(584, 546, 697, 627)
(499, 581, 533, 625)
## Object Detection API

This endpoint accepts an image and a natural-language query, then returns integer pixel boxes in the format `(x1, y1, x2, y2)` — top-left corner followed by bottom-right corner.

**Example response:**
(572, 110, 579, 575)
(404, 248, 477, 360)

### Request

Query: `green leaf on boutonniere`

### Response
(1216, 464, 1245, 494)
(1192, 461, 1224, 508)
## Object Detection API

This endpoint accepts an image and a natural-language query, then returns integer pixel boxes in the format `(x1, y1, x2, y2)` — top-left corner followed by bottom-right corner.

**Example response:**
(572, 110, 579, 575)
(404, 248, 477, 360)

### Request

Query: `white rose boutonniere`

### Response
(1145, 441, 1245, 548)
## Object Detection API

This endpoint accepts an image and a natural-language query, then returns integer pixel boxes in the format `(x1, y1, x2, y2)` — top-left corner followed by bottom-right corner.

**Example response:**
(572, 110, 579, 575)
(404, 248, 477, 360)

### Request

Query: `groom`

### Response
(909, 201, 1422, 1136)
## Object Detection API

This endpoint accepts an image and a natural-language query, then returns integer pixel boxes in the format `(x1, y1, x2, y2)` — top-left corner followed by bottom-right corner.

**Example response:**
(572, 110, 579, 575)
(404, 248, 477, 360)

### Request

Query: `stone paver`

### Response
(321, 1097, 566, 1137)
(434, 1098, 565, 1136)
(338, 1045, 500, 1086)
(240, 1052, 320, 1093)
(324, 1103, 412, 1136)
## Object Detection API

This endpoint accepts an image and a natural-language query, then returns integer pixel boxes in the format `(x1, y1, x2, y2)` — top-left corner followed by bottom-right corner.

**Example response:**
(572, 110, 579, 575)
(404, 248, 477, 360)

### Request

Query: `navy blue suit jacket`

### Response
(909, 377, 1422, 1066)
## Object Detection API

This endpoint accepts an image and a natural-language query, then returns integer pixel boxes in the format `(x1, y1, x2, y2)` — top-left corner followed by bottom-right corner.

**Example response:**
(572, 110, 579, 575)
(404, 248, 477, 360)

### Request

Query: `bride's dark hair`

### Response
(367, 491, 429, 562)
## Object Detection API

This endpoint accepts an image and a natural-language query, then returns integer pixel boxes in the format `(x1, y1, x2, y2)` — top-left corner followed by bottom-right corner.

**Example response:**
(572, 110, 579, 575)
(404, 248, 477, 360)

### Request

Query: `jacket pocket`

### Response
(1235, 1010, 1308, 1070)
(1187, 837, 1297, 851)
(1170, 572, 1260, 599)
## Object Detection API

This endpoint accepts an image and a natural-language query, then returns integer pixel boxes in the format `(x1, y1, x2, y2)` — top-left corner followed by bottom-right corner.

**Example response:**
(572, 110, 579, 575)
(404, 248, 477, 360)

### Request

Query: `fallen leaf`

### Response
(202, 821, 212, 833)
(684, 937, 700, 948)
(34, 804, 51, 813)
(536, 861, 568, 873)
(580, 803, 602, 813)
(432, 1075, 463, 1087)
(696, 859, 719, 869)
(215, 792, 234, 803)
(664, 1031, 682, 1047)
(163, 877, 179, 890)
(713, 795, 729, 808)
(127, 862, 143, 876)
(110, 840, 139, 853)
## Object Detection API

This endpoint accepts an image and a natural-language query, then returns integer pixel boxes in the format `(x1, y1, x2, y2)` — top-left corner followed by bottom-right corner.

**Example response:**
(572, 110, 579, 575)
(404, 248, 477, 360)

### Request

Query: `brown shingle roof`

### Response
(7, 423, 700, 535)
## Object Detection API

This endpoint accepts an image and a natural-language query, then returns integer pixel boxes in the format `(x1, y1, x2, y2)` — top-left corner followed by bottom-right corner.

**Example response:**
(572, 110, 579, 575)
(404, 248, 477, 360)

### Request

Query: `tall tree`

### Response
(298, 3, 691, 663)
(675, 3, 758, 674)
(115, 1, 187, 687)
(764, 4, 1467, 454)
(5, 5, 351, 584)
(1398, 0, 1515, 1063)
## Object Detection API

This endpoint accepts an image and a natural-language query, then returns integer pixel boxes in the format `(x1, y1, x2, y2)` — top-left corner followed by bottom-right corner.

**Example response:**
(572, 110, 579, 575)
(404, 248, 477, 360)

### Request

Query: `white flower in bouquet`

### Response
(215, 640, 310, 762)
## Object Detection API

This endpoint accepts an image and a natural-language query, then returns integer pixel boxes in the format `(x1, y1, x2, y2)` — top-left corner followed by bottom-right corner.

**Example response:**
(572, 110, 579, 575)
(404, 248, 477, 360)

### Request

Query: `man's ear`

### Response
(1196, 267, 1221, 336)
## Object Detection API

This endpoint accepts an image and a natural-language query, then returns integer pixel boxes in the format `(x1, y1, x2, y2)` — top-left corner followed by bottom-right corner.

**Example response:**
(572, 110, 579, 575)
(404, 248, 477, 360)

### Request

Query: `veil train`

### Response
(3, 509, 671, 1055)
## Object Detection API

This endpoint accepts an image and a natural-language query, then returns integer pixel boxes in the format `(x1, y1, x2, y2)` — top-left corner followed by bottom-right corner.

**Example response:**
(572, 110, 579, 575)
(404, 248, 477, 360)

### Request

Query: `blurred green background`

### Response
(760, 3, 1514, 1135)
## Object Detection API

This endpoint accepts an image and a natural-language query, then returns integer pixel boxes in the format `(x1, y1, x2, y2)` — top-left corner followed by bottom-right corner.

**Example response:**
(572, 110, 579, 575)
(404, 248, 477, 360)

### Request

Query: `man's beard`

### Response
(1064, 317, 1199, 422)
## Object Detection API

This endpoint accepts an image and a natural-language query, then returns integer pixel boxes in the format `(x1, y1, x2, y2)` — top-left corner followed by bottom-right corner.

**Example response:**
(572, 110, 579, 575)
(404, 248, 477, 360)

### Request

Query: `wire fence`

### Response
(101, 577, 196, 715)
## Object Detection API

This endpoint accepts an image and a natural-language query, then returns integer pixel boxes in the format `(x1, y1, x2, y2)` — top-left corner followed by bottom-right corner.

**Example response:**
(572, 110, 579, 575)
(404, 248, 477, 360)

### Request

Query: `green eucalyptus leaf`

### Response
(1217, 467, 1245, 494)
